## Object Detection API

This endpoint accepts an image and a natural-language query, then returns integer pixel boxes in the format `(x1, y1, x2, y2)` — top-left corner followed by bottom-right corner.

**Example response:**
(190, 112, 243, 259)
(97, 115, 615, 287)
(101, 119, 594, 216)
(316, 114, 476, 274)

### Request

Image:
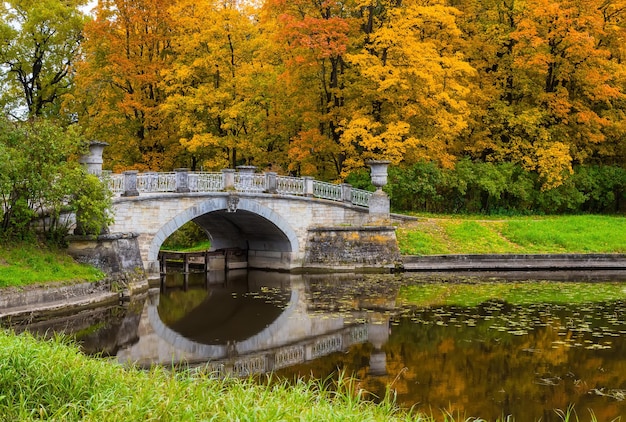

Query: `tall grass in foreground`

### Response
(0, 243, 104, 288)
(0, 331, 415, 422)
(0, 331, 605, 422)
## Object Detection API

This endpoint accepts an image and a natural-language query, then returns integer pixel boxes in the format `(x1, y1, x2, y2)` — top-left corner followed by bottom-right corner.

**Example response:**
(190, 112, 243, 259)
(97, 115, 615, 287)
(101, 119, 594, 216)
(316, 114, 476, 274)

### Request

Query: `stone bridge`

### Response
(69, 144, 401, 276)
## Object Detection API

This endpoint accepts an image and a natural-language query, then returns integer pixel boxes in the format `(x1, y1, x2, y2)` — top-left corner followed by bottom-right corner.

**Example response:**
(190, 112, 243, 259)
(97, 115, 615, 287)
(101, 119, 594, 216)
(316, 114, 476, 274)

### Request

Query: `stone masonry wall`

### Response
(304, 226, 401, 270)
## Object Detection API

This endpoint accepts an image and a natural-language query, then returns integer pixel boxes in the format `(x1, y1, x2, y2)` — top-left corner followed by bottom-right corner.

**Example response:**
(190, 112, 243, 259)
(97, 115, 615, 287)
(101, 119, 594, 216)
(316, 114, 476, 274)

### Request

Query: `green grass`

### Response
(500, 215, 625, 253)
(0, 330, 417, 422)
(0, 243, 104, 288)
(398, 281, 626, 307)
(397, 215, 626, 255)
(160, 240, 212, 253)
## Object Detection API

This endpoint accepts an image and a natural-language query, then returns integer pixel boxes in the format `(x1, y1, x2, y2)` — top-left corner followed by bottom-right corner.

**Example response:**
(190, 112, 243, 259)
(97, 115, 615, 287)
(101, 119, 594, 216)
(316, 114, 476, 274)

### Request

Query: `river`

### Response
(10, 269, 626, 421)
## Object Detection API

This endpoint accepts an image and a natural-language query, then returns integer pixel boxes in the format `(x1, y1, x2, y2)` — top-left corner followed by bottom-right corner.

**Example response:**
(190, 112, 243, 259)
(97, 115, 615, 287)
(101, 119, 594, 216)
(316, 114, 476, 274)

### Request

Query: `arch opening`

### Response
(148, 197, 299, 271)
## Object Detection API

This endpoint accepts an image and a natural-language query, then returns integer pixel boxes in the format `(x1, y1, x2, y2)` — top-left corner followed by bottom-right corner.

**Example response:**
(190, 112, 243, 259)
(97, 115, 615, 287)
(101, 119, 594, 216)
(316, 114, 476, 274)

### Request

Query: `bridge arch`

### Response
(146, 196, 300, 269)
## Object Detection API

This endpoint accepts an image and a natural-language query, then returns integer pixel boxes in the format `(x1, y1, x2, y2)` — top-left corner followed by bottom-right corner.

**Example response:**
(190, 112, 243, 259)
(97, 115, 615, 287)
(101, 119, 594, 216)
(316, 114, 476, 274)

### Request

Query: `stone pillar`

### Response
(303, 176, 314, 197)
(341, 183, 352, 203)
(121, 170, 139, 197)
(366, 160, 391, 221)
(222, 169, 235, 190)
(265, 172, 277, 193)
(175, 168, 190, 193)
(78, 140, 108, 175)
(236, 165, 257, 191)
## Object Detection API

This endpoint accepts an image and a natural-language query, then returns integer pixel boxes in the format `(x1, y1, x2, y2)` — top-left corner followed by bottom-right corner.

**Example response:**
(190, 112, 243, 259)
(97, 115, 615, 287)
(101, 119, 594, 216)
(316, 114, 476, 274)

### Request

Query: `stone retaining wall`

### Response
(304, 226, 401, 270)
(402, 254, 626, 271)
(0, 281, 111, 309)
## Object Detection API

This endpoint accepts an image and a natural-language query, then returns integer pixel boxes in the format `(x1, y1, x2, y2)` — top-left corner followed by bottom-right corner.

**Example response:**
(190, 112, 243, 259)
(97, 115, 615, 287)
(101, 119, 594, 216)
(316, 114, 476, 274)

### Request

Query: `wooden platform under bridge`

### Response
(158, 248, 248, 291)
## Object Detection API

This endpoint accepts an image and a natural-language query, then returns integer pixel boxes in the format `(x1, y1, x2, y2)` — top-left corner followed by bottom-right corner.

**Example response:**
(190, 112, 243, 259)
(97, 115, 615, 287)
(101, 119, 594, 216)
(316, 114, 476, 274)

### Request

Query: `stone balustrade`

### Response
(103, 168, 373, 208)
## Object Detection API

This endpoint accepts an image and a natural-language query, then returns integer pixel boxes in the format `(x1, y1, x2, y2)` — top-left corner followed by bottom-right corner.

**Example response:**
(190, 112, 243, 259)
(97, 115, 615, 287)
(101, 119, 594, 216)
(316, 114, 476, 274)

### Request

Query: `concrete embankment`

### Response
(0, 277, 150, 324)
(0, 281, 119, 323)
(402, 254, 626, 272)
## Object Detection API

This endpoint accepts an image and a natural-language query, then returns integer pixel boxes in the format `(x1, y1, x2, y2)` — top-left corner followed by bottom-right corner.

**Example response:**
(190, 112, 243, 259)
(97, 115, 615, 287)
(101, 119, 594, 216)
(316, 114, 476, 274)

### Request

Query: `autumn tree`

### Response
(264, 0, 476, 180)
(73, 0, 182, 171)
(458, 0, 626, 188)
(0, 0, 88, 120)
(341, 0, 476, 176)
(263, 0, 358, 179)
(161, 0, 279, 171)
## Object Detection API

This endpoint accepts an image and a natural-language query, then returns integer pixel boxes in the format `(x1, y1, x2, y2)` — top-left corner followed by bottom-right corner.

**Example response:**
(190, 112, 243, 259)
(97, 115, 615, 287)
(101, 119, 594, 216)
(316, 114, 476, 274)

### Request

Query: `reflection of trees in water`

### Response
(274, 296, 626, 421)
(375, 302, 626, 421)
(158, 288, 209, 325)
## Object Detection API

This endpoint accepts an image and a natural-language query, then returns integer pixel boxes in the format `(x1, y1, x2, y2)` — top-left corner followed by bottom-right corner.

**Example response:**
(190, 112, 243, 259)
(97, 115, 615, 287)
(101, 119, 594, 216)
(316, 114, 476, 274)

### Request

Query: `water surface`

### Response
(10, 270, 626, 421)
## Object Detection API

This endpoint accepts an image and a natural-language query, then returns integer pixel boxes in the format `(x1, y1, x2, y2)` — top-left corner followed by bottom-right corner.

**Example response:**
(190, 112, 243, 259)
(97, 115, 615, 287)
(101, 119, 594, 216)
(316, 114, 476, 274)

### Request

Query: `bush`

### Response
(161, 221, 210, 250)
(387, 161, 444, 212)
(386, 159, 626, 215)
(0, 117, 112, 244)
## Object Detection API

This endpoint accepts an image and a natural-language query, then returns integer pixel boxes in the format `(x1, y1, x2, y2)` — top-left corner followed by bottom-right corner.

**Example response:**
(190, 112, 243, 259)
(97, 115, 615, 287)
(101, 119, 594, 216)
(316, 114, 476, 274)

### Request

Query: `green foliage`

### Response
(345, 169, 375, 192)
(0, 117, 112, 243)
(387, 160, 626, 214)
(161, 221, 210, 251)
(0, 0, 87, 119)
(388, 162, 444, 212)
(71, 173, 113, 237)
(570, 165, 626, 213)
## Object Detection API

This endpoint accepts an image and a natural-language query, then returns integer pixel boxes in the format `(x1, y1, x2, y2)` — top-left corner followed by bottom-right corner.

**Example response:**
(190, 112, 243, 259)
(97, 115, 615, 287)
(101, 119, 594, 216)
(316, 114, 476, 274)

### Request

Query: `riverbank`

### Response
(1, 214, 623, 422)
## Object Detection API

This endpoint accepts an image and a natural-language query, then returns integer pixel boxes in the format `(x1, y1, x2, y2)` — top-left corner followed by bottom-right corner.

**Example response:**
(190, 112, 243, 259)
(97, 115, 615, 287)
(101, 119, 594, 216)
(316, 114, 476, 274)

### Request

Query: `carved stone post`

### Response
(78, 140, 108, 175)
(236, 165, 257, 190)
(143, 171, 158, 192)
(341, 183, 352, 203)
(175, 168, 190, 193)
(265, 172, 277, 193)
(303, 176, 314, 197)
(366, 160, 391, 221)
(222, 169, 236, 190)
(121, 170, 139, 197)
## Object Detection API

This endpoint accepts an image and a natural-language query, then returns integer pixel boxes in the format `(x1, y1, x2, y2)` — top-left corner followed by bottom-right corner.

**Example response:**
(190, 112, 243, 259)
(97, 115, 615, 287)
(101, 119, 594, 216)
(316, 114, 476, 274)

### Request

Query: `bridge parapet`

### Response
(104, 168, 373, 208)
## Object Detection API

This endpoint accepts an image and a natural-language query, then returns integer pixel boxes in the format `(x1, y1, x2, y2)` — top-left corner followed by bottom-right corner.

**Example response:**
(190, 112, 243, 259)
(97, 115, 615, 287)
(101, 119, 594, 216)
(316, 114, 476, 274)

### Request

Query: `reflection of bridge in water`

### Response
(117, 271, 389, 377)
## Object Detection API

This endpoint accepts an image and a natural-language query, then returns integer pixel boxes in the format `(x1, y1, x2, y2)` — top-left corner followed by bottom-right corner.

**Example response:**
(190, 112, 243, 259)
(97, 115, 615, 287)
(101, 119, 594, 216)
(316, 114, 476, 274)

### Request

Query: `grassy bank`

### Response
(397, 214, 626, 255)
(0, 330, 413, 422)
(0, 243, 104, 288)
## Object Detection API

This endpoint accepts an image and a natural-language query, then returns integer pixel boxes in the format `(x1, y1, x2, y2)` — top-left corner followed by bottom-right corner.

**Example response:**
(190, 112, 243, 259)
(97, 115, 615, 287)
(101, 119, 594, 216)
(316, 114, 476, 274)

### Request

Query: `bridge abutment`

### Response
(303, 226, 401, 271)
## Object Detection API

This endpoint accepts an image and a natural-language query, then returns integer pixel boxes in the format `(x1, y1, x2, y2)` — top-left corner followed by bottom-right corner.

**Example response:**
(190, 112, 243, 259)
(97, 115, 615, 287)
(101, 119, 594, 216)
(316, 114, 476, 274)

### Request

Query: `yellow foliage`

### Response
(535, 141, 573, 190)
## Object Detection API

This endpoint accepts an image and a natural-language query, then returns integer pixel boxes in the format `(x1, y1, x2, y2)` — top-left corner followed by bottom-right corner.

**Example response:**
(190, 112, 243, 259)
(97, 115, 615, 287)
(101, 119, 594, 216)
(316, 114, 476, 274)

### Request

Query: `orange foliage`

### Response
(64, 0, 626, 181)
